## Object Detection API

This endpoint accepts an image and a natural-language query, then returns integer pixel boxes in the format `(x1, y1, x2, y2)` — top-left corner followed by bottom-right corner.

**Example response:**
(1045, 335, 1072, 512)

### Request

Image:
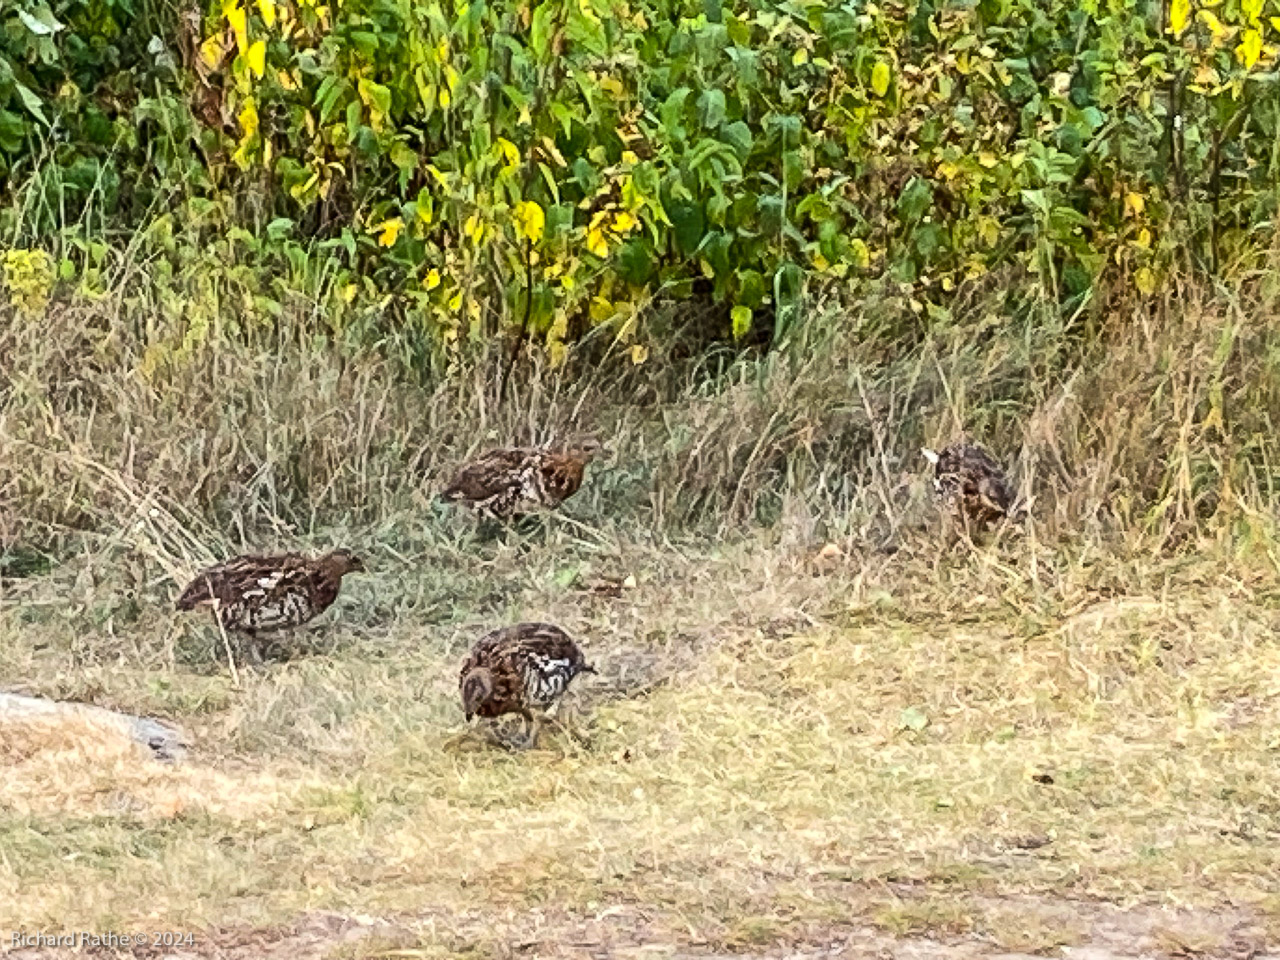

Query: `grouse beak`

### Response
(921, 447, 940, 466)
(464, 711, 473, 723)
(583, 663, 598, 675)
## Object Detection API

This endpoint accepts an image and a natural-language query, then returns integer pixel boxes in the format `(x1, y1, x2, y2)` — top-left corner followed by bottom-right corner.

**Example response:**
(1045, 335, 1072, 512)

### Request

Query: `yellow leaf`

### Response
(612, 211, 638, 234)
(1238, 28, 1263, 68)
(630, 343, 648, 365)
(586, 227, 608, 258)
(870, 60, 891, 97)
(936, 160, 961, 180)
(513, 200, 546, 243)
(376, 217, 404, 247)
(464, 212, 483, 244)
(257, 0, 276, 26)
(731, 305, 752, 339)
(1135, 267, 1156, 296)
(978, 217, 1000, 247)
(247, 39, 266, 78)
(277, 68, 298, 90)
(238, 97, 259, 137)
(811, 251, 830, 272)
(416, 200, 433, 225)
(226, 4, 249, 54)
(1124, 192, 1145, 217)
(436, 37, 449, 63)
(1243, 0, 1263, 20)
(200, 35, 226, 70)
(792, 48, 809, 66)
(444, 65, 459, 93)
(589, 297, 614, 323)
(1169, 0, 1189, 34)
(438, 87, 451, 109)
(424, 268, 441, 290)
(341, 283, 358, 303)
(978, 151, 999, 168)
(1137, 228, 1152, 248)
(849, 238, 870, 269)
(496, 137, 521, 167)
(621, 149, 639, 165)
(1198, 9, 1227, 38)
(448, 291, 463, 311)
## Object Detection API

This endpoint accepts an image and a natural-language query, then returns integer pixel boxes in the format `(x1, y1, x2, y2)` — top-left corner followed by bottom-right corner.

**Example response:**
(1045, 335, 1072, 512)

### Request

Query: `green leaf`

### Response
(758, 195, 785, 234)
(0, 109, 25, 152)
(897, 177, 932, 223)
(721, 120, 753, 160)
(17, 7, 63, 36)
(736, 269, 765, 308)
(266, 217, 295, 242)
(661, 88, 692, 139)
(616, 239, 655, 285)
(697, 88, 727, 129)
(702, 230, 731, 278)
(783, 151, 804, 190)
(665, 198, 705, 255)
(772, 261, 803, 341)
(13, 82, 47, 126)
(358, 79, 392, 117)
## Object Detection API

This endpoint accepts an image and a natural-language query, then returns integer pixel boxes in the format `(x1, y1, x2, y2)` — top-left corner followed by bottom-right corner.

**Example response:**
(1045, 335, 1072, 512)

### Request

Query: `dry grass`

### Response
(2, 527, 1279, 953)
(3, 263, 1280, 954)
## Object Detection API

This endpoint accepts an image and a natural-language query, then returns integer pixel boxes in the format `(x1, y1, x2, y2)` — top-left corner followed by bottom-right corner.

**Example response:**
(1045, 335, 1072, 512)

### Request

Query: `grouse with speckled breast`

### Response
(921, 442, 1023, 530)
(176, 549, 364, 657)
(459, 622, 596, 747)
(439, 440, 601, 521)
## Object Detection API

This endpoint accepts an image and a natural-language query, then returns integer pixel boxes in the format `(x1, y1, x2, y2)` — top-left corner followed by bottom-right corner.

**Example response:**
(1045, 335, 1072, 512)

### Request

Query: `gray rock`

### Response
(0, 691, 187, 762)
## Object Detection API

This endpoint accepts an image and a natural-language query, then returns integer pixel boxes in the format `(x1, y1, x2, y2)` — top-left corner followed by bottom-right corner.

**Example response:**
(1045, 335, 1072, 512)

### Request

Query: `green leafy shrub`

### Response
(3, 0, 1280, 360)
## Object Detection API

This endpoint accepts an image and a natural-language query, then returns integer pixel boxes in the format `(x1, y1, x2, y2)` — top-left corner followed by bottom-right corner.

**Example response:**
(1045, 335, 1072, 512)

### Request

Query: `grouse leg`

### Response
(520, 709, 542, 750)
(243, 631, 265, 665)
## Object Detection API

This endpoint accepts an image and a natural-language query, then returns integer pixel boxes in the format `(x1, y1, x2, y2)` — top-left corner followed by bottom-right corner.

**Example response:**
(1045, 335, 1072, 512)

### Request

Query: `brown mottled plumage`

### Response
(176, 549, 364, 656)
(459, 622, 596, 747)
(922, 443, 1022, 531)
(439, 440, 601, 521)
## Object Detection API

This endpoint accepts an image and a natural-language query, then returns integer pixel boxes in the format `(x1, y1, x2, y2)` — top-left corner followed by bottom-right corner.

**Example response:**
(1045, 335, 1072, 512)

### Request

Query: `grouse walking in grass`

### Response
(921, 442, 1023, 532)
(459, 622, 596, 748)
(439, 440, 602, 522)
(176, 549, 364, 658)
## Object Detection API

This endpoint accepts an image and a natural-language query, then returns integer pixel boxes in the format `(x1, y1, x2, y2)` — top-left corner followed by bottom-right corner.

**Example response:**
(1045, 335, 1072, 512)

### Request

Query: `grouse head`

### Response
(460, 667, 494, 722)
(569, 437, 604, 460)
(325, 549, 366, 575)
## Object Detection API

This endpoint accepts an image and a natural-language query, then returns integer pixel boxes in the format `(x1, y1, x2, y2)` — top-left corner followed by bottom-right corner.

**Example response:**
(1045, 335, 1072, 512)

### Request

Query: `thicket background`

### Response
(2, 0, 1280, 556)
